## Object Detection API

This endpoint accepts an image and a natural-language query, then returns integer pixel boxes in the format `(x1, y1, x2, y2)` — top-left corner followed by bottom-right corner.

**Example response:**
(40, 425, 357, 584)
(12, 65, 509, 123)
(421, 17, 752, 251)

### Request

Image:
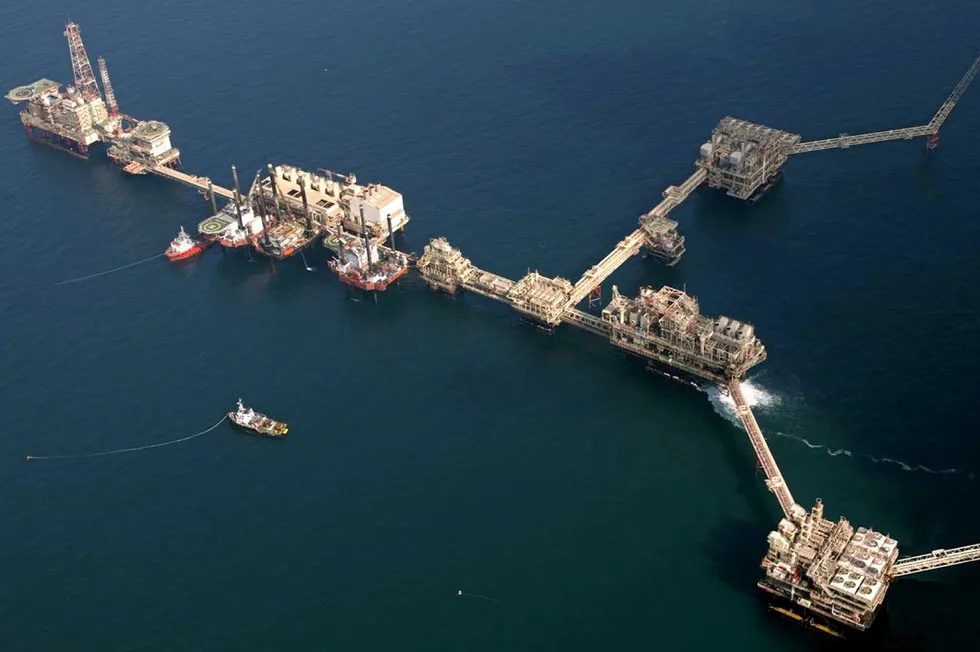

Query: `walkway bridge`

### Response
(564, 230, 645, 312)
(792, 55, 980, 154)
(643, 168, 708, 220)
(727, 379, 797, 519)
(562, 308, 611, 337)
(562, 167, 709, 313)
(148, 164, 235, 199)
(891, 543, 980, 578)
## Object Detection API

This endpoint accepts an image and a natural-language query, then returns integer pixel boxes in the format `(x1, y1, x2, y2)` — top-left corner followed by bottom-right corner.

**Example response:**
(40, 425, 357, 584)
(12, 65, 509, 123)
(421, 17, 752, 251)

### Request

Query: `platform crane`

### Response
(97, 57, 119, 118)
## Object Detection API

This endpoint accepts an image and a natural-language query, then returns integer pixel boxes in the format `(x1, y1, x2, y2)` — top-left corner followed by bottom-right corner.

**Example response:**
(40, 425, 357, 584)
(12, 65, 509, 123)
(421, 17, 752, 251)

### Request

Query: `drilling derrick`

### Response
(97, 57, 119, 118)
(64, 23, 100, 101)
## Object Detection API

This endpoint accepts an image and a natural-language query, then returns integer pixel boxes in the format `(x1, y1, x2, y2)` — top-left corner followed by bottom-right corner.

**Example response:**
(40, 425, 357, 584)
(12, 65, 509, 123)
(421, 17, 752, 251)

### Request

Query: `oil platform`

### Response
(413, 52, 980, 637)
(5, 23, 181, 173)
(254, 164, 409, 249)
(7, 22, 980, 639)
(4, 22, 411, 274)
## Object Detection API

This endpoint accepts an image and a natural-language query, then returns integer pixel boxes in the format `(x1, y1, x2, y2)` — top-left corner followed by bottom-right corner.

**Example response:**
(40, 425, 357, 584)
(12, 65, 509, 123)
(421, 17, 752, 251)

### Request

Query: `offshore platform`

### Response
(413, 52, 980, 635)
(3, 23, 409, 260)
(7, 22, 980, 638)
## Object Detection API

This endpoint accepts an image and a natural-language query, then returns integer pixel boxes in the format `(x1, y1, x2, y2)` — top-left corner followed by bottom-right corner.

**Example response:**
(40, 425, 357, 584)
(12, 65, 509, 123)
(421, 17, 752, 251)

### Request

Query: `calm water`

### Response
(2, 1, 980, 650)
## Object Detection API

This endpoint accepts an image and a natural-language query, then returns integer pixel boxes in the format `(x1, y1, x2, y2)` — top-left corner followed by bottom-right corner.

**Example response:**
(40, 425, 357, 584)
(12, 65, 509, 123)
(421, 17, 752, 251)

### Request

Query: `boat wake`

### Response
(703, 378, 971, 478)
(770, 431, 970, 478)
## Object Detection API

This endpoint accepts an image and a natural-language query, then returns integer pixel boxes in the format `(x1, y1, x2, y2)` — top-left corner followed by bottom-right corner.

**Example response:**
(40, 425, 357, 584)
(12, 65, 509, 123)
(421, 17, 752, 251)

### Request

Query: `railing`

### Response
(728, 380, 797, 518)
(562, 308, 611, 337)
(564, 230, 645, 310)
(929, 55, 980, 131)
(891, 542, 980, 577)
(644, 168, 707, 220)
(793, 54, 979, 155)
(791, 126, 935, 153)
(149, 165, 235, 199)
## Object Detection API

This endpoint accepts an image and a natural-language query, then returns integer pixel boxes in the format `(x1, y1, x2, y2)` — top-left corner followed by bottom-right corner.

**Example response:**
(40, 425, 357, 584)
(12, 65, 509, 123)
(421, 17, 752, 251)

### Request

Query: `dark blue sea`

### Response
(2, 1, 979, 650)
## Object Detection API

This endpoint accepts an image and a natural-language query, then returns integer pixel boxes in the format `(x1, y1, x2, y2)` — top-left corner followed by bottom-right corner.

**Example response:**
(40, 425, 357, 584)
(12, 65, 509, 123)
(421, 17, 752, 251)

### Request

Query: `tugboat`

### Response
(228, 398, 288, 437)
(165, 226, 212, 262)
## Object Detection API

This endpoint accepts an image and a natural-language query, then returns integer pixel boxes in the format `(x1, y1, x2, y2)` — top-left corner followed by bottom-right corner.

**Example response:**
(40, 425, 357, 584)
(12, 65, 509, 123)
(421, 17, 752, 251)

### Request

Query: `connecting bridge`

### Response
(727, 380, 797, 518)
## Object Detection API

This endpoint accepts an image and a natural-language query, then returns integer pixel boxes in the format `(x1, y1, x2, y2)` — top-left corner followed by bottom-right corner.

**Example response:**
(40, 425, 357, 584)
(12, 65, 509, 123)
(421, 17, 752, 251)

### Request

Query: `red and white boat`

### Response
(165, 226, 212, 262)
(328, 236, 410, 291)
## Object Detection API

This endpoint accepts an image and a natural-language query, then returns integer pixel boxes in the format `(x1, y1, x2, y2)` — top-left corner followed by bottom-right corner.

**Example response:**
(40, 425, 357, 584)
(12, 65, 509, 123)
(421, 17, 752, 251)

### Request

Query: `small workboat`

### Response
(228, 398, 288, 437)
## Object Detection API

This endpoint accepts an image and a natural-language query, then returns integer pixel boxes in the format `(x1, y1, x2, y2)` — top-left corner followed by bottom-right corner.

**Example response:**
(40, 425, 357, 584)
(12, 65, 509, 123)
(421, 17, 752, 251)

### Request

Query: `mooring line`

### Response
(50, 252, 166, 287)
(458, 590, 499, 602)
(25, 415, 227, 461)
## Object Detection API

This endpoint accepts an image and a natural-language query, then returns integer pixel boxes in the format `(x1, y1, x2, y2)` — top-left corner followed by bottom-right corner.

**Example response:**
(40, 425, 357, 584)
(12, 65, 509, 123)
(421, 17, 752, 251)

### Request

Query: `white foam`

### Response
(703, 379, 970, 479)
(706, 377, 780, 426)
(772, 431, 967, 476)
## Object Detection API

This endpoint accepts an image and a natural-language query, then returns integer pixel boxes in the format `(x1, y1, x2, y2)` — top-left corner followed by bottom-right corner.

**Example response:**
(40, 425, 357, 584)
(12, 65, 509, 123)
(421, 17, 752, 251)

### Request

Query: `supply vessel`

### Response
(228, 399, 288, 437)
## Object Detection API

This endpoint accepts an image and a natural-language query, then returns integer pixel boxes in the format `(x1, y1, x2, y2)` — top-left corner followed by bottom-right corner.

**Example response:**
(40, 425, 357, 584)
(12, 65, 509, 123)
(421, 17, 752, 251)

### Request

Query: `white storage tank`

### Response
(728, 150, 744, 166)
(700, 142, 713, 158)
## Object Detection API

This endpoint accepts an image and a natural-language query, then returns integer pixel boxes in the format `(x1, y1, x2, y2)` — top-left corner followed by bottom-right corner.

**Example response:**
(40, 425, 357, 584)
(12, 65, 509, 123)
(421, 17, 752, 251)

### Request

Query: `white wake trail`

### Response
(704, 378, 969, 478)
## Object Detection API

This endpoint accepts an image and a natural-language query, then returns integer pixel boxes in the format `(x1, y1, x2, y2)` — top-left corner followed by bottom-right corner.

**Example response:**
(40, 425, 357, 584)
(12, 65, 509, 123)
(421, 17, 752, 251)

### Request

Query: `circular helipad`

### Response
(134, 120, 169, 139)
(199, 216, 232, 235)
(7, 86, 36, 101)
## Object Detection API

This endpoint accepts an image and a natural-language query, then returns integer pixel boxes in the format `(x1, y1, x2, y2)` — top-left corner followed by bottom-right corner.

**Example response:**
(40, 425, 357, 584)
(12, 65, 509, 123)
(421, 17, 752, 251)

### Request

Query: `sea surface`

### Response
(2, 1, 980, 650)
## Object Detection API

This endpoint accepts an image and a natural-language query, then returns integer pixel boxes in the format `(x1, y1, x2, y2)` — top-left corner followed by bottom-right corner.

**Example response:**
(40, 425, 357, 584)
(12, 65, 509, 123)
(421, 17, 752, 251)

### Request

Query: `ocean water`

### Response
(2, 0, 979, 649)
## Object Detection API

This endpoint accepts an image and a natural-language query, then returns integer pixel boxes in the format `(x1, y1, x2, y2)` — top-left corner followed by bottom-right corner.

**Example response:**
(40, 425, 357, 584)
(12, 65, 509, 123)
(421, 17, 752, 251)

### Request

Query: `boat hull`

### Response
(746, 170, 784, 204)
(643, 357, 705, 390)
(253, 237, 318, 260)
(333, 264, 409, 291)
(614, 348, 716, 389)
(166, 240, 212, 262)
(215, 233, 262, 248)
(517, 315, 558, 334)
(227, 413, 288, 438)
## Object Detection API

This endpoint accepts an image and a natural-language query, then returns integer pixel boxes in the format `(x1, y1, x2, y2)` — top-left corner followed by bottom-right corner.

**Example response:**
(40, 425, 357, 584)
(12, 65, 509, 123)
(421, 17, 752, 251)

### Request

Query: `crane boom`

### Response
(890, 542, 980, 578)
(97, 57, 119, 117)
(791, 53, 979, 154)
